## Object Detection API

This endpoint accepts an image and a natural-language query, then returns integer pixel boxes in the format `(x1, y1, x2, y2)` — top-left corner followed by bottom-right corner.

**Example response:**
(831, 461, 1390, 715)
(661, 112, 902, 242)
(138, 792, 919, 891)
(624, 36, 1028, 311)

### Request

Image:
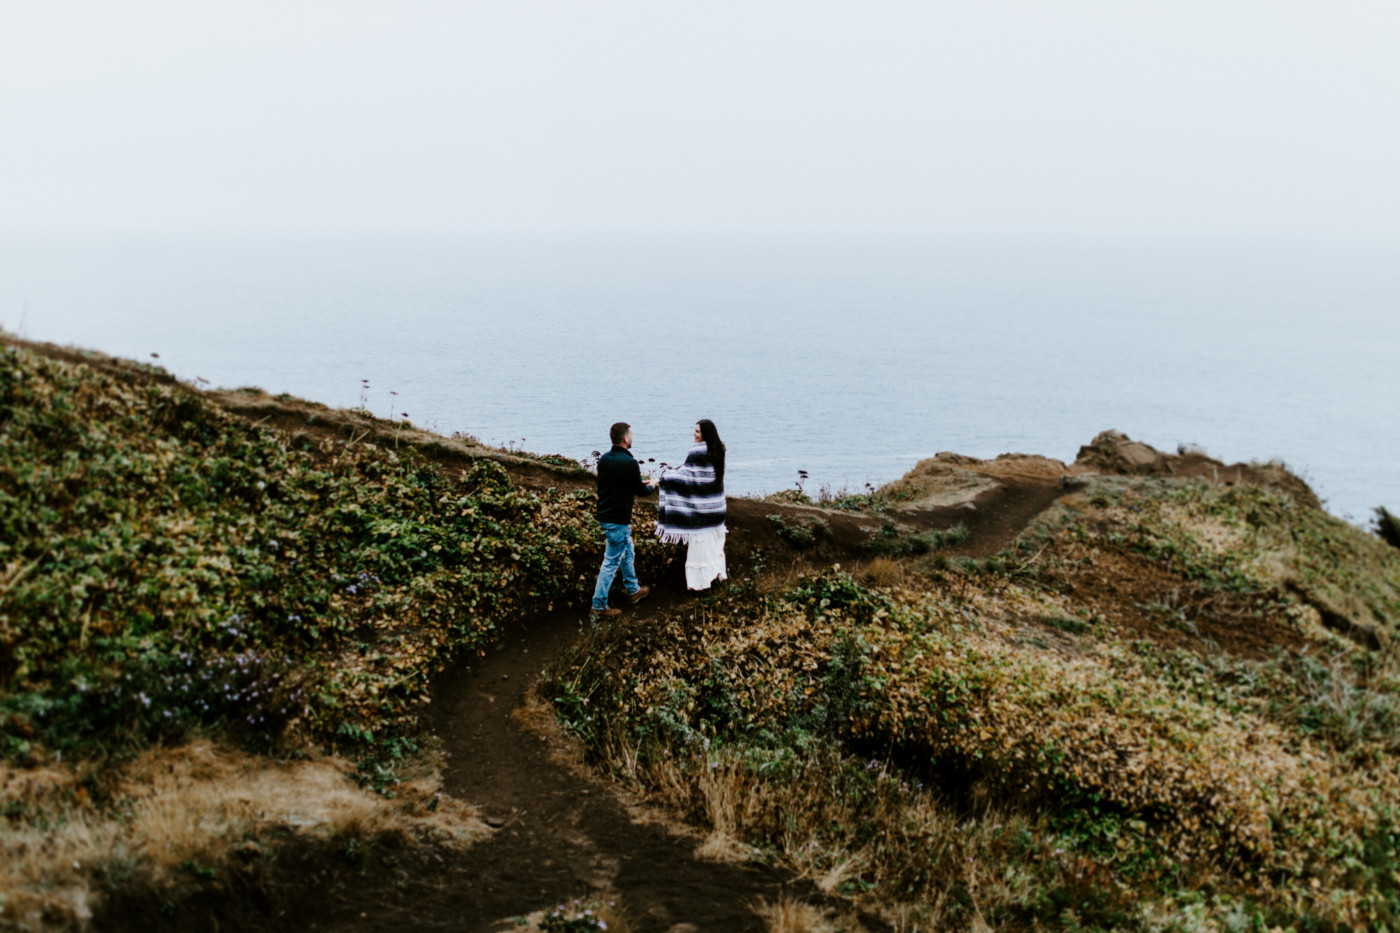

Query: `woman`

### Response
(656, 419, 727, 592)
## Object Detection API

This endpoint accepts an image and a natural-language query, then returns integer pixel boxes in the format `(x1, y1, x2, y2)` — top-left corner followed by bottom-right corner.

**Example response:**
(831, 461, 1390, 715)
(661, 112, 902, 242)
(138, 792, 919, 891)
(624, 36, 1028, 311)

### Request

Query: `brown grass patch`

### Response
(693, 758, 757, 862)
(752, 894, 840, 932)
(0, 740, 486, 929)
(586, 738, 1055, 930)
(860, 557, 903, 588)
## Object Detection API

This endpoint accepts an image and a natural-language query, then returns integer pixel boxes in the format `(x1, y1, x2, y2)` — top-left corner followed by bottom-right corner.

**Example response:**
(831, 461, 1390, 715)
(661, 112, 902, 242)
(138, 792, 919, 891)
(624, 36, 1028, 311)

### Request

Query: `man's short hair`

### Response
(610, 422, 631, 445)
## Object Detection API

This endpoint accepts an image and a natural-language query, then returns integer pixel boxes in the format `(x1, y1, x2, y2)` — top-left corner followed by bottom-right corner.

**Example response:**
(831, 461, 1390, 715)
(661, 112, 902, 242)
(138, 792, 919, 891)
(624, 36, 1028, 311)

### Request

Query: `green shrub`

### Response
(767, 514, 826, 549)
(865, 522, 968, 558)
(1376, 506, 1400, 550)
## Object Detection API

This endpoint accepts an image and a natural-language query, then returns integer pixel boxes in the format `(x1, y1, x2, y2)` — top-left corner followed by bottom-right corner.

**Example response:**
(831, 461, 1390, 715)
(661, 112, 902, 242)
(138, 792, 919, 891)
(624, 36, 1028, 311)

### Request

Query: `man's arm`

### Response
(632, 459, 656, 497)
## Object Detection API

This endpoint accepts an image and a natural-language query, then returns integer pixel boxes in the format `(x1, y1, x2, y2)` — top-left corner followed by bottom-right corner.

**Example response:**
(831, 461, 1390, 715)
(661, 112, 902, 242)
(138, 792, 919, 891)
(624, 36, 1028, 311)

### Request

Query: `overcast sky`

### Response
(3, 1, 1398, 241)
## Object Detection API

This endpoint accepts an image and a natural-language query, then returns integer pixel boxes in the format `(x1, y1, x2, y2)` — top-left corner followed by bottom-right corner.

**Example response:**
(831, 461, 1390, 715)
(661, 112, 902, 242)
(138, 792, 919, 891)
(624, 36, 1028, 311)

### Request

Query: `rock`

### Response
(1075, 430, 1172, 476)
(1073, 430, 1322, 508)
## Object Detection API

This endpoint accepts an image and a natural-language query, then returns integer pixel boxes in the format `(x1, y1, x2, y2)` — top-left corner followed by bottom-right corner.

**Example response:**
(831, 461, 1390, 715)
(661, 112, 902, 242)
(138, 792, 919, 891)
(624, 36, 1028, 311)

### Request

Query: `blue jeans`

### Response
(592, 522, 640, 610)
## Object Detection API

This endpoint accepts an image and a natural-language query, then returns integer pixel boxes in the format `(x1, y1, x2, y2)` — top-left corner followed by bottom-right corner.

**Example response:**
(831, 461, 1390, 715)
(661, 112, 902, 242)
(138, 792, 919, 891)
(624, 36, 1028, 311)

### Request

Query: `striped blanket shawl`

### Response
(655, 443, 726, 544)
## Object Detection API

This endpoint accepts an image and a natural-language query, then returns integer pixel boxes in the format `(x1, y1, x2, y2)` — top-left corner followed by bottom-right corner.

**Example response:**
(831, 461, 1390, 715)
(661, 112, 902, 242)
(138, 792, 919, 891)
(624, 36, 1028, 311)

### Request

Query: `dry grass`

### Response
(618, 742, 1053, 930)
(0, 740, 486, 929)
(120, 739, 486, 870)
(814, 855, 866, 897)
(694, 831, 754, 863)
(693, 758, 758, 863)
(752, 894, 839, 932)
(861, 557, 903, 588)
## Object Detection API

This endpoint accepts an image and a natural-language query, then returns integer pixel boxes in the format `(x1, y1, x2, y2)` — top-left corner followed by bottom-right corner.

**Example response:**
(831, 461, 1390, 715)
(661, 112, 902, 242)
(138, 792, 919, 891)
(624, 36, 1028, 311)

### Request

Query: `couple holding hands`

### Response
(590, 419, 727, 619)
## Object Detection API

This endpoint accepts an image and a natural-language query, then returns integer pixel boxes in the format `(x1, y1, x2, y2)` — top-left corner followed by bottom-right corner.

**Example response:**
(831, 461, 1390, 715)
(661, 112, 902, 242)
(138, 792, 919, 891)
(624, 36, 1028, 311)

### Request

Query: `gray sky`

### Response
(3, 1, 1398, 241)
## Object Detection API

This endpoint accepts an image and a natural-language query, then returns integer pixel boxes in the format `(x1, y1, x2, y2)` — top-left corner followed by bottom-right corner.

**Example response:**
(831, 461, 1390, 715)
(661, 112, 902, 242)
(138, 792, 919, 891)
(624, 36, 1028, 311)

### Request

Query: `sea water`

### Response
(2, 234, 1397, 524)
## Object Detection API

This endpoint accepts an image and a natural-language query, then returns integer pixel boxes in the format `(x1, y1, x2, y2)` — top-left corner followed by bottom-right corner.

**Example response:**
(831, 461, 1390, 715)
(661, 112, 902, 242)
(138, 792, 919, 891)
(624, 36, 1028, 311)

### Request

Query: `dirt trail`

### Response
(425, 606, 863, 932)
(267, 470, 1068, 930)
(238, 602, 862, 933)
(379, 475, 1071, 930)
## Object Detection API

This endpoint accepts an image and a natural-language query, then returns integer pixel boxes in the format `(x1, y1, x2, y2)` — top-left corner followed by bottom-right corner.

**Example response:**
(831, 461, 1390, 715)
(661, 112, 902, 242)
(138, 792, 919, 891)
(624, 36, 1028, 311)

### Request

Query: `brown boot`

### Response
(589, 607, 622, 621)
(626, 585, 651, 606)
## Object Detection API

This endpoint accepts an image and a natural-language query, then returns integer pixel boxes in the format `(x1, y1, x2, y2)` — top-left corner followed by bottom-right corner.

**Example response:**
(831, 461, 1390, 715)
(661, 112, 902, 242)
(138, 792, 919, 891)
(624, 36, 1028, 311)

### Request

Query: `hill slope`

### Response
(545, 445, 1400, 928)
(4, 333, 1400, 931)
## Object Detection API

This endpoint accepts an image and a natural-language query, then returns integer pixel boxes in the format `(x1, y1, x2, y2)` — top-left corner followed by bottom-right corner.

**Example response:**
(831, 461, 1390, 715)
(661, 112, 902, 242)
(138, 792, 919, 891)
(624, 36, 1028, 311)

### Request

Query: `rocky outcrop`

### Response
(1072, 429, 1321, 508)
(1074, 429, 1173, 476)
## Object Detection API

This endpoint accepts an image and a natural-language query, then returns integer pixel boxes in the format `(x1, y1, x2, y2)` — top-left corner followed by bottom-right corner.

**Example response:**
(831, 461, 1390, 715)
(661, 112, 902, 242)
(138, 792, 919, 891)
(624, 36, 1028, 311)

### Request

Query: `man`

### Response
(591, 421, 656, 619)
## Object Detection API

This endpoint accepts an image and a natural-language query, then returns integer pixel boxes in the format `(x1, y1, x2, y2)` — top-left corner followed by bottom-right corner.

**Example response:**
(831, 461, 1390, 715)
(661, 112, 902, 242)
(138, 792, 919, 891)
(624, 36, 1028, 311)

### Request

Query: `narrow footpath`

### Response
(427, 604, 872, 932)
(260, 471, 1067, 931)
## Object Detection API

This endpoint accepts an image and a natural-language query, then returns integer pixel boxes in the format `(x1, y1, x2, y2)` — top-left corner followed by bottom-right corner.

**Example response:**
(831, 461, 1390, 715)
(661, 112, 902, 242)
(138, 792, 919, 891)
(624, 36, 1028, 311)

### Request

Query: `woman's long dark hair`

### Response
(697, 419, 725, 482)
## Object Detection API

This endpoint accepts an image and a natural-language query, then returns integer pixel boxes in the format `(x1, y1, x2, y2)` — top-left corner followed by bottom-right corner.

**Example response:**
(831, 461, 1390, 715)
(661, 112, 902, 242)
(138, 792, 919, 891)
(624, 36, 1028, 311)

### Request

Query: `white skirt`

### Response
(685, 525, 728, 591)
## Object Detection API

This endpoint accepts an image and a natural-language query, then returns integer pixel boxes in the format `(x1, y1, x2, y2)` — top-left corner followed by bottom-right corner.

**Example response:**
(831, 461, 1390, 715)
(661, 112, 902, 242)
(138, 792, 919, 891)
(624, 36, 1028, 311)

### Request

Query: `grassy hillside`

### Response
(1, 341, 595, 758)
(6, 333, 1400, 931)
(0, 339, 674, 926)
(545, 476, 1400, 931)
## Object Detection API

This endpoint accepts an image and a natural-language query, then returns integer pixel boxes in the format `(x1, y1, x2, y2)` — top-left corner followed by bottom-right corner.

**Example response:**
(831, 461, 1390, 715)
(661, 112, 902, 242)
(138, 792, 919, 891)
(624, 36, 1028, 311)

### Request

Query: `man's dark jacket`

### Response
(596, 445, 654, 525)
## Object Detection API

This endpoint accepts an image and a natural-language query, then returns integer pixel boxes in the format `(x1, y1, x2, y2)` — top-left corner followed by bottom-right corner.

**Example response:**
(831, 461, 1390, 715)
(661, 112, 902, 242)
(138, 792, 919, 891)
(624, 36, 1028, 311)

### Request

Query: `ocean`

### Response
(3, 233, 1397, 524)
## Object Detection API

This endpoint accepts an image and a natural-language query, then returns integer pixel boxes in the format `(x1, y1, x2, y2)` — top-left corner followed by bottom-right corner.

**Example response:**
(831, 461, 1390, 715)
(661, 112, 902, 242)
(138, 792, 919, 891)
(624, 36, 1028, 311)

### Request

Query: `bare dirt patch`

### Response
(1042, 543, 1310, 660)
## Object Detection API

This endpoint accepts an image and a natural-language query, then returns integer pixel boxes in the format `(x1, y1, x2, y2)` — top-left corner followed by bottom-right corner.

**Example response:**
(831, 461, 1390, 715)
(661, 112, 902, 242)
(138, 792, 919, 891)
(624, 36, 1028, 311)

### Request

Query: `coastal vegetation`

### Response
(543, 477, 1400, 929)
(0, 338, 674, 926)
(4, 333, 1400, 930)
